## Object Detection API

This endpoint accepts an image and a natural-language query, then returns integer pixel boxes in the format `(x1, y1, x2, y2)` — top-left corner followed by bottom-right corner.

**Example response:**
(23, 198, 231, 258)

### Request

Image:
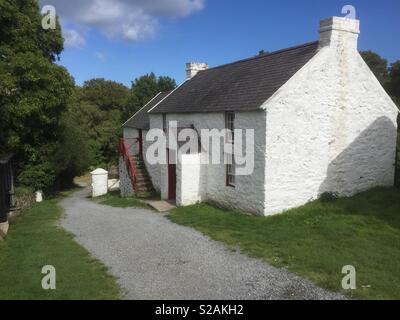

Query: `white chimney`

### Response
(319, 17, 360, 51)
(186, 62, 208, 80)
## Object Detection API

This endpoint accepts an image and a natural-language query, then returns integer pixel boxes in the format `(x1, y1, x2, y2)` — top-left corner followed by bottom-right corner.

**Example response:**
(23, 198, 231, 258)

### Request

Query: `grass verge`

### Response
(168, 187, 400, 300)
(0, 196, 120, 300)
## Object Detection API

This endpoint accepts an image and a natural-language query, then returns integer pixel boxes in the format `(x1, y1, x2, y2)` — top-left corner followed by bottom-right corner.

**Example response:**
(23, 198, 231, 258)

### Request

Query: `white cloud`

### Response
(63, 29, 86, 48)
(40, 0, 204, 45)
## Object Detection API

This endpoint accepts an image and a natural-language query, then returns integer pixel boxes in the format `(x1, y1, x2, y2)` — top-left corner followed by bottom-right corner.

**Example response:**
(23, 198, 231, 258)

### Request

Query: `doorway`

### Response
(167, 149, 176, 201)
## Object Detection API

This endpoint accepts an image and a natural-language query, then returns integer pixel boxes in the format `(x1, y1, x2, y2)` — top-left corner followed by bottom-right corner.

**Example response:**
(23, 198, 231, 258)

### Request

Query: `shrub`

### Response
(15, 186, 34, 196)
(17, 164, 56, 191)
(319, 192, 339, 203)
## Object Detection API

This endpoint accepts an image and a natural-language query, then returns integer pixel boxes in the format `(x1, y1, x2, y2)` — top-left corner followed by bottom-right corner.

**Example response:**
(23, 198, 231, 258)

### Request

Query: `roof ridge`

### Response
(201, 41, 319, 73)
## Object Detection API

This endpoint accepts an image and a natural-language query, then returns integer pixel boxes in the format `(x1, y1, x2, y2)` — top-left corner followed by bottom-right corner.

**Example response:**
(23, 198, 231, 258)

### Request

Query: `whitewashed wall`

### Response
(142, 129, 161, 192)
(148, 111, 267, 214)
(123, 127, 140, 155)
(262, 30, 398, 215)
(176, 153, 207, 206)
(136, 17, 398, 216)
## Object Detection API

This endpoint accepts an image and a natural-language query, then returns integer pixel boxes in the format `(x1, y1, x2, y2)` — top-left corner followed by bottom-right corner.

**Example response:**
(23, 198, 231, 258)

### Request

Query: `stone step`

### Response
(135, 171, 150, 179)
(136, 187, 154, 196)
(132, 161, 146, 168)
(131, 155, 143, 160)
(128, 154, 155, 196)
(136, 177, 152, 185)
(136, 192, 154, 198)
(136, 180, 153, 189)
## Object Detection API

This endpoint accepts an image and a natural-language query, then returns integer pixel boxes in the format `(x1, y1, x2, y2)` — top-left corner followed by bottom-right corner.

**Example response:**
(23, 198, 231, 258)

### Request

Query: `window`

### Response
(225, 112, 235, 187)
(225, 112, 235, 143)
(226, 160, 235, 187)
(163, 114, 167, 133)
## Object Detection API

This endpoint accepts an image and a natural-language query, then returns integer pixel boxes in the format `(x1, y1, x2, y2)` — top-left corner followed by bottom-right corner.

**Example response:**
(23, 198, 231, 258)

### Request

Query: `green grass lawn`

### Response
(93, 191, 151, 209)
(168, 187, 400, 300)
(0, 197, 120, 300)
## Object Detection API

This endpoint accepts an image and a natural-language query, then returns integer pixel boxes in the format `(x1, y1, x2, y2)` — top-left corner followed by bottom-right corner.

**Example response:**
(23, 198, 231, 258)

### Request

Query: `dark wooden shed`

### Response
(0, 153, 15, 223)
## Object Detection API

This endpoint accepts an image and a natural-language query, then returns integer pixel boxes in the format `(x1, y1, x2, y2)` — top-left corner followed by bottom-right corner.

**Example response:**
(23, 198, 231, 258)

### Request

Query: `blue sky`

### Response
(45, 0, 400, 87)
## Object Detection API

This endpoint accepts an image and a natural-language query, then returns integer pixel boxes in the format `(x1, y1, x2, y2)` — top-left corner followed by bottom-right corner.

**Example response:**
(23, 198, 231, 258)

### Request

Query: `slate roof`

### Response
(123, 92, 171, 129)
(150, 41, 320, 114)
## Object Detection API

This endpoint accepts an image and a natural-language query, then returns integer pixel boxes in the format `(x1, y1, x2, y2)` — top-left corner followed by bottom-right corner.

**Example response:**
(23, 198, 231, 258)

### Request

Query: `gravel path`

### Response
(60, 188, 344, 300)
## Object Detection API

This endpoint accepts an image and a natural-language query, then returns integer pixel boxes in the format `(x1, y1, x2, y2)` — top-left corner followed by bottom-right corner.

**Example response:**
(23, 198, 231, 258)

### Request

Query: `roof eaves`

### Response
(148, 80, 188, 114)
(122, 92, 162, 128)
(201, 41, 319, 74)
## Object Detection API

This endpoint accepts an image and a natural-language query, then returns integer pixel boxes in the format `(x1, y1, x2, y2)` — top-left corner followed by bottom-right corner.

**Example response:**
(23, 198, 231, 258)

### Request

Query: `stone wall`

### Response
(119, 156, 134, 197)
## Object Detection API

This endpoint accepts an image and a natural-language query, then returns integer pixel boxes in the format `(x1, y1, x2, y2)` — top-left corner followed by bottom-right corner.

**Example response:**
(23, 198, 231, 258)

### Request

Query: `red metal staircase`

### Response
(119, 139, 138, 193)
(119, 139, 155, 197)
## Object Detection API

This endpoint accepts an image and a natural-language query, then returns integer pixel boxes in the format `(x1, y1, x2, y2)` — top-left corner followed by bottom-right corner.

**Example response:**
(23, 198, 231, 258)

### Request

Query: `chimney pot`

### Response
(319, 16, 360, 50)
(186, 62, 208, 80)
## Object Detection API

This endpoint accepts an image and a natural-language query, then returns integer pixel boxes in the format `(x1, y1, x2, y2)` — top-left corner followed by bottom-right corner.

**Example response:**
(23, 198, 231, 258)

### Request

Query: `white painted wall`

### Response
(142, 129, 161, 192)
(262, 17, 399, 215)
(176, 153, 206, 206)
(123, 127, 140, 155)
(123, 17, 398, 217)
(148, 111, 267, 214)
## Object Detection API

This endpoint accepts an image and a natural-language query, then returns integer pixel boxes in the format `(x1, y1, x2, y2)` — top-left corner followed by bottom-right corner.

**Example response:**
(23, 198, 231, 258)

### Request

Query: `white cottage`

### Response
(120, 16, 399, 215)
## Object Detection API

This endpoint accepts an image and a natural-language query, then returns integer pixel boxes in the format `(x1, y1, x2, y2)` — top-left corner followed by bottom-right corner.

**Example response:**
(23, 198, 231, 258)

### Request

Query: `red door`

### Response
(138, 129, 143, 157)
(167, 149, 176, 201)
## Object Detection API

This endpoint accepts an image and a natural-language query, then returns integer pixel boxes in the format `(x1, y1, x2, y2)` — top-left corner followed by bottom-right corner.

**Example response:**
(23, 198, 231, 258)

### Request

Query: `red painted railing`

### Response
(119, 138, 138, 193)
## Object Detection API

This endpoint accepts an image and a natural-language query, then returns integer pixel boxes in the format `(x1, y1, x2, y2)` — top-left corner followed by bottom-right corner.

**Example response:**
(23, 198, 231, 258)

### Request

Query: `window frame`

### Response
(225, 112, 236, 188)
(162, 114, 167, 133)
(225, 112, 235, 144)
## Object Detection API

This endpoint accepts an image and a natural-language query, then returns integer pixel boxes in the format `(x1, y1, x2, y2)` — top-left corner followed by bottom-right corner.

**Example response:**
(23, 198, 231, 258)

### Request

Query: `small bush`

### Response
(17, 164, 56, 191)
(15, 186, 34, 196)
(319, 192, 339, 203)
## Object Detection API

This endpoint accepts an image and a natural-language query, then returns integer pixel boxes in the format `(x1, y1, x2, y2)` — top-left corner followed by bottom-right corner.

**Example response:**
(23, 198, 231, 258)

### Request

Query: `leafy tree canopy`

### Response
(68, 79, 130, 167)
(124, 72, 176, 120)
(0, 0, 75, 189)
(360, 50, 390, 87)
(388, 61, 400, 100)
(78, 78, 129, 110)
(360, 50, 399, 108)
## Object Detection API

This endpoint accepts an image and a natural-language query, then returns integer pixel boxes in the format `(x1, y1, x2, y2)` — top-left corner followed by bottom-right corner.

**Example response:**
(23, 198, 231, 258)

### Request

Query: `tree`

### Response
(0, 0, 74, 189)
(388, 61, 400, 106)
(78, 78, 129, 111)
(124, 73, 176, 119)
(158, 76, 177, 92)
(360, 51, 390, 88)
(53, 108, 94, 188)
(69, 79, 130, 166)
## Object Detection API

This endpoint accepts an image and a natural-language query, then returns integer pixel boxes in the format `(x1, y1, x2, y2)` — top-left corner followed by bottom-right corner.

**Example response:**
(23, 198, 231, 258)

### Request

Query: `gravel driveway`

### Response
(60, 188, 343, 300)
